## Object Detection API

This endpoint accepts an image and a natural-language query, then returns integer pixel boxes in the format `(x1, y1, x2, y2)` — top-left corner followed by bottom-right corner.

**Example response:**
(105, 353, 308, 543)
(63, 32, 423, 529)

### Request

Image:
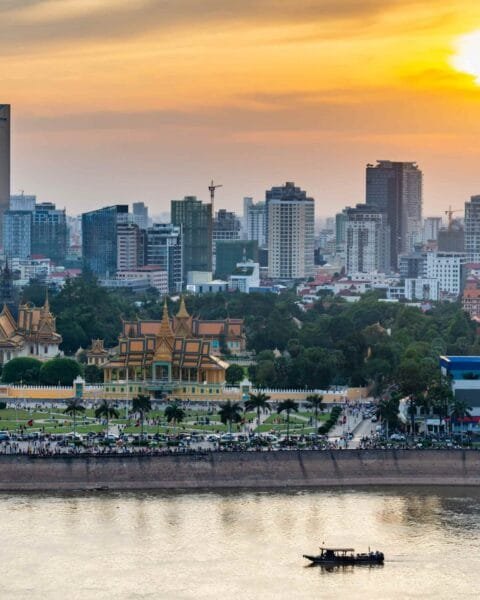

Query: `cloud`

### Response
(0, 0, 442, 54)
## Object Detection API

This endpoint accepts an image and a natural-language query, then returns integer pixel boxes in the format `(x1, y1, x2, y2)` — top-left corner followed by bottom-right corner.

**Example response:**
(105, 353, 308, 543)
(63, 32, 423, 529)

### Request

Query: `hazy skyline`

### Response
(4, 0, 480, 216)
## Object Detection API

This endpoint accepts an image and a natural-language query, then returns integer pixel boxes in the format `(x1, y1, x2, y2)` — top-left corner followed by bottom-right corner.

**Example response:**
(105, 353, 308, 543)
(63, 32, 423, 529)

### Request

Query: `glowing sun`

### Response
(452, 30, 480, 84)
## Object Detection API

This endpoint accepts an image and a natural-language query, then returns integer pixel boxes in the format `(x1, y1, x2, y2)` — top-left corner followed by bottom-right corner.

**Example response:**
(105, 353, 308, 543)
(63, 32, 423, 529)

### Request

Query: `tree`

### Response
(377, 394, 400, 438)
(429, 376, 454, 437)
(245, 392, 271, 426)
(218, 400, 243, 433)
(39, 358, 83, 386)
(305, 394, 324, 435)
(64, 398, 85, 439)
(84, 364, 103, 383)
(450, 398, 472, 443)
(225, 364, 244, 385)
(277, 399, 298, 440)
(95, 400, 119, 435)
(132, 394, 152, 439)
(164, 401, 185, 427)
(1, 357, 42, 384)
(397, 359, 435, 435)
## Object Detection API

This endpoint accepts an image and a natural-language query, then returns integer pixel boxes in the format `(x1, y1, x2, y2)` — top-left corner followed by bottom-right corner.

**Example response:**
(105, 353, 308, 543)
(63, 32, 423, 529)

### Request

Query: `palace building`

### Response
(0, 296, 62, 364)
(102, 299, 231, 397)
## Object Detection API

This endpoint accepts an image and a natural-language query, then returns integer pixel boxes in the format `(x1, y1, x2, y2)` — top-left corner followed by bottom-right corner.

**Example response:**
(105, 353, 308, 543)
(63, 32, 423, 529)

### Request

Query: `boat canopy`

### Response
(321, 548, 355, 552)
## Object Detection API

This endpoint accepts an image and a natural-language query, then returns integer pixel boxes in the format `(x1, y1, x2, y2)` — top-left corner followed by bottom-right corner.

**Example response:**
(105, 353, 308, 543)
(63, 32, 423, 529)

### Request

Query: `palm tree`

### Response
(429, 377, 454, 438)
(64, 398, 85, 440)
(245, 392, 271, 426)
(277, 399, 298, 440)
(132, 394, 152, 440)
(218, 400, 243, 433)
(305, 394, 324, 435)
(164, 401, 186, 428)
(450, 398, 472, 443)
(95, 400, 120, 436)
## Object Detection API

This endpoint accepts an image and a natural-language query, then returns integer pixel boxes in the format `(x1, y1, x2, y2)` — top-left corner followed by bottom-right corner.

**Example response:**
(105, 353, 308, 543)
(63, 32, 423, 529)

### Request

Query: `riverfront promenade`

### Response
(0, 449, 479, 491)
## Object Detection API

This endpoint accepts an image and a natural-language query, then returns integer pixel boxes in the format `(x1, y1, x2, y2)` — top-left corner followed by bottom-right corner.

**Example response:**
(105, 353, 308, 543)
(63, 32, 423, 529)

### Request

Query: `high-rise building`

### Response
(423, 217, 442, 242)
(117, 222, 145, 271)
(345, 204, 390, 275)
(399, 245, 427, 279)
(266, 182, 315, 279)
(366, 160, 423, 269)
(132, 202, 149, 230)
(335, 211, 348, 252)
(145, 223, 183, 293)
(3, 211, 32, 259)
(425, 251, 467, 297)
(438, 221, 465, 253)
(464, 195, 480, 261)
(10, 194, 36, 212)
(246, 201, 267, 248)
(82, 205, 129, 276)
(0, 104, 10, 244)
(213, 210, 241, 242)
(171, 196, 212, 278)
(215, 240, 259, 279)
(31, 202, 68, 263)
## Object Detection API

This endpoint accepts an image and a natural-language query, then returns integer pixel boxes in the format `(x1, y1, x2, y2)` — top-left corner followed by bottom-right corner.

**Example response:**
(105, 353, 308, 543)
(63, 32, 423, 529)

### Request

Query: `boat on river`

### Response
(303, 547, 384, 566)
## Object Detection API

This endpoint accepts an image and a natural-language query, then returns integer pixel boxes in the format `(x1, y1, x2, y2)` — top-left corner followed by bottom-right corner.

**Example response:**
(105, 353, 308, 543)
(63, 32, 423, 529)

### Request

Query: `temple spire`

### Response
(158, 298, 174, 336)
(176, 295, 190, 319)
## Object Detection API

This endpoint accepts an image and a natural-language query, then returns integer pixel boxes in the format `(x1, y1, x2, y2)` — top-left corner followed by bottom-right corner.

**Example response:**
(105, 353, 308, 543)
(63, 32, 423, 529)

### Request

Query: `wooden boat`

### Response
(303, 547, 384, 565)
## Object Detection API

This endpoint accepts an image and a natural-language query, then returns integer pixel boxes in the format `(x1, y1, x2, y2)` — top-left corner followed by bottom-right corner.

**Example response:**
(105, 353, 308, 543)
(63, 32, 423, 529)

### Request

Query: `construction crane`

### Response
(444, 205, 462, 230)
(208, 180, 223, 216)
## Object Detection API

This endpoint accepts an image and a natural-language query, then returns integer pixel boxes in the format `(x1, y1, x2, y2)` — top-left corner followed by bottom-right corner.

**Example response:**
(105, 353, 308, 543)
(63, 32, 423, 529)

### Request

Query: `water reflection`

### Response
(1, 488, 480, 600)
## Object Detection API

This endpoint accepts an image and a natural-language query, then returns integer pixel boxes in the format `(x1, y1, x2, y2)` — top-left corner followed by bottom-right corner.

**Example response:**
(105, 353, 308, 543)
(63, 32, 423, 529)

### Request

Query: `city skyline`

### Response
(3, 1, 480, 215)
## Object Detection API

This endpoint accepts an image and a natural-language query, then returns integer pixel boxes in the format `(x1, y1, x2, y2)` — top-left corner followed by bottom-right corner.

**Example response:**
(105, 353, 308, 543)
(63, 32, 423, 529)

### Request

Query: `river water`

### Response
(0, 487, 479, 599)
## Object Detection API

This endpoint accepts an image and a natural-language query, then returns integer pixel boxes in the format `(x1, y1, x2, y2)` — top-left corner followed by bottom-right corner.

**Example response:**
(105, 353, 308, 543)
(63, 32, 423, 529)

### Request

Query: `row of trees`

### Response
(1, 356, 104, 386)
(63, 393, 326, 441)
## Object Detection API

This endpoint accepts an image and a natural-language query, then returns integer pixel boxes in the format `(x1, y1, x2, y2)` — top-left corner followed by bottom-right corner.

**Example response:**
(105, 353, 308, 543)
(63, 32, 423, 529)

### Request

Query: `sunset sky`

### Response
(3, 0, 480, 218)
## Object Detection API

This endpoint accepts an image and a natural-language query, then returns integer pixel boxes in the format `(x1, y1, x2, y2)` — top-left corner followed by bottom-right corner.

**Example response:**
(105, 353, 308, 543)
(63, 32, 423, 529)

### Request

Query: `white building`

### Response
(266, 182, 314, 279)
(425, 251, 467, 297)
(404, 277, 440, 301)
(345, 204, 390, 275)
(115, 266, 168, 295)
(228, 261, 260, 293)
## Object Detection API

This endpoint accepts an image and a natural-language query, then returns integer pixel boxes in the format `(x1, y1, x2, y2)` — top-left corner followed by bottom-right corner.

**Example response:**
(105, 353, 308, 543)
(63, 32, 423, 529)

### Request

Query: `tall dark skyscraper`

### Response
(366, 160, 422, 269)
(171, 196, 212, 278)
(82, 205, 129, 276)
(0, 104, 10, 246)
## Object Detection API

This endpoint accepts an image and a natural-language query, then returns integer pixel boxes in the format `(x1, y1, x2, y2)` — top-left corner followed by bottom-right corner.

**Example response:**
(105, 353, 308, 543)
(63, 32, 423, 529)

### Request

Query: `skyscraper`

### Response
(117, 222, 145, 271)
(0, 104, 10, 245)
(246, 201, 267, 248)
(366, 160, 422, 269)
(345, 204, 390, 275)
(171, 196, 212, 278)
(132, 202, 149, 229)
(465, 195, 480, 261)
(82, 205, 129, 276)
(145, 223, 183, 293)
(266, 181, 315, 279)
(3, 210, 32, 259)
(31, 202, 68, 263)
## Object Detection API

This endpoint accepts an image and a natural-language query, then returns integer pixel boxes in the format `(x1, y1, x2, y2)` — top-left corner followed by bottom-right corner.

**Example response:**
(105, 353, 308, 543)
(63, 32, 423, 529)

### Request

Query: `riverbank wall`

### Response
(1, 450, 480, 491)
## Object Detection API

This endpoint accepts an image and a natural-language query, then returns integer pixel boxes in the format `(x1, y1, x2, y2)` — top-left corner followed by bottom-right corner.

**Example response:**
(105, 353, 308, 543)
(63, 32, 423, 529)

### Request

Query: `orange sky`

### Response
(3, 0, 480, 217)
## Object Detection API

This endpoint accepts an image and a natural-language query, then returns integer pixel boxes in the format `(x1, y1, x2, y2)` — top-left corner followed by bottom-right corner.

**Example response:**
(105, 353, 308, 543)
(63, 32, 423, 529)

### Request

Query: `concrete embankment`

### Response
(1, 450, 480, 491)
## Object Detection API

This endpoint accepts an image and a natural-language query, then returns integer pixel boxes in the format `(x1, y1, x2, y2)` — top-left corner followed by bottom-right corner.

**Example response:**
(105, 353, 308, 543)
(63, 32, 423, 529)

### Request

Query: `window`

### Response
(44, 346, 48, 354)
